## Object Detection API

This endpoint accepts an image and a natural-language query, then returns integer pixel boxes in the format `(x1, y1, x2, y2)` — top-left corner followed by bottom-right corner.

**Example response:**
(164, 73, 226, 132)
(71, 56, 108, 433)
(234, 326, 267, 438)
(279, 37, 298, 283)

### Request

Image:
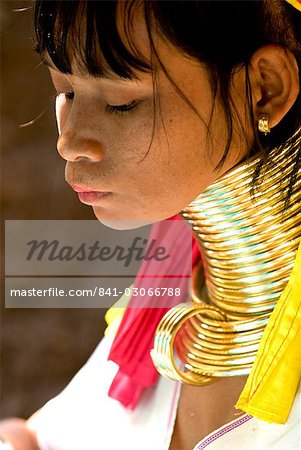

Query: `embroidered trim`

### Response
(194, 414, 253, 449)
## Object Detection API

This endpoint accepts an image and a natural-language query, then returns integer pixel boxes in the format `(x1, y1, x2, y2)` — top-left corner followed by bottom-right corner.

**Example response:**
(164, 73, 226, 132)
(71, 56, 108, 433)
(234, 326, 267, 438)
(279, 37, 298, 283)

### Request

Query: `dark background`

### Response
(1, 0, 107, 418)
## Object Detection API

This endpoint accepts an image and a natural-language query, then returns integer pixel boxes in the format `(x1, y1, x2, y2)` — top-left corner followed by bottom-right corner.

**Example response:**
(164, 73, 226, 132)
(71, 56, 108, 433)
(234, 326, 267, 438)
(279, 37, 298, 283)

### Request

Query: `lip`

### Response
(71, 185, 111, 204)
(77, 191, 111, 204)
(71, 184, 102, 193)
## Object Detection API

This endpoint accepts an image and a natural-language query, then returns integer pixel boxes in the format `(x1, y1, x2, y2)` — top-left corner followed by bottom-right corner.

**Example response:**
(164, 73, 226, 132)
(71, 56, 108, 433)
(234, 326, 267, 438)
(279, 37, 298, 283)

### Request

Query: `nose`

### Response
(57, 133, 105, 163)
(56, 97, 105, 162)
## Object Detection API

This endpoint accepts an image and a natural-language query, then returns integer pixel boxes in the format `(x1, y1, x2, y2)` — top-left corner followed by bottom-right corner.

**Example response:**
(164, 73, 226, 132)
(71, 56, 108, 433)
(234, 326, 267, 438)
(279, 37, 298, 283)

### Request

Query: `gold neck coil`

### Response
(151, 128, 301, 385)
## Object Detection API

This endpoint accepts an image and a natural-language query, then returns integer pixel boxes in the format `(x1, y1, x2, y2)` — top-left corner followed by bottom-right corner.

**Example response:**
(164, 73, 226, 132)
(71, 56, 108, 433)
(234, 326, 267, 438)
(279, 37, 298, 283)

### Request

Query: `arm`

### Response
(0, 333, 120, 450)
(0, 335, 114, 450)
(0, 417, 40, 450)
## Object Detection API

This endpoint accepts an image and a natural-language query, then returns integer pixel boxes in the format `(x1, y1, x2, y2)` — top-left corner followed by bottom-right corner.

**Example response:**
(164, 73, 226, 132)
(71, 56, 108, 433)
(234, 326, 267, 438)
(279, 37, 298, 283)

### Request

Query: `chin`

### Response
(92, 207, 158, 230)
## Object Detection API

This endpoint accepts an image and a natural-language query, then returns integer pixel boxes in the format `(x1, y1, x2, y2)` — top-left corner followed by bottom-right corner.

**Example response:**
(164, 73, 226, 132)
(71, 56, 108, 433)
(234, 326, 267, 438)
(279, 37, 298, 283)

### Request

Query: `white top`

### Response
(32, 334, 301, 450)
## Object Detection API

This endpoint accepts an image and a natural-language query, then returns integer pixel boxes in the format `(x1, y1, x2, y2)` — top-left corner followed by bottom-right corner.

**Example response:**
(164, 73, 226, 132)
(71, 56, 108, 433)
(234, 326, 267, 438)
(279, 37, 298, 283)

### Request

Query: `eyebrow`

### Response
(40, 55, 145, 83)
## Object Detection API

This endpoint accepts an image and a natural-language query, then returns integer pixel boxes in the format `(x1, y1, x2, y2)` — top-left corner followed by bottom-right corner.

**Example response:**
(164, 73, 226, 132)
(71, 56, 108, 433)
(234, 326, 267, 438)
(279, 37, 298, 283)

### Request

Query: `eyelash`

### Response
(59, 91, 138, 115)
(105, 101, 138, 115)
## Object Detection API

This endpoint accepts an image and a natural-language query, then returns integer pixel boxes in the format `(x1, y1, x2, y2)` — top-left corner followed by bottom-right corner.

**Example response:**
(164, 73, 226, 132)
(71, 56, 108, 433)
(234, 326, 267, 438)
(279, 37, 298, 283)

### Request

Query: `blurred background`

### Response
(1, 0, 107, 418)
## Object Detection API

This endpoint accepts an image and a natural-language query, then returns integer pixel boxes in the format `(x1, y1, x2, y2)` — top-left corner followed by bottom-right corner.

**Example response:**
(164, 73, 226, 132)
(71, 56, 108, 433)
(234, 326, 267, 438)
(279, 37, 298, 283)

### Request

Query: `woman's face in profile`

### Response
(48, 13, 251, 229)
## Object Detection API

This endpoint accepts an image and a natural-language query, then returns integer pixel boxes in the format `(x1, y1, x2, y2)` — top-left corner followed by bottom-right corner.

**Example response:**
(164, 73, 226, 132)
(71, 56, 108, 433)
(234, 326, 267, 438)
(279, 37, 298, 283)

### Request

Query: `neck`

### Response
(181, 134, 301, 321)
(151, 128, 301, 384)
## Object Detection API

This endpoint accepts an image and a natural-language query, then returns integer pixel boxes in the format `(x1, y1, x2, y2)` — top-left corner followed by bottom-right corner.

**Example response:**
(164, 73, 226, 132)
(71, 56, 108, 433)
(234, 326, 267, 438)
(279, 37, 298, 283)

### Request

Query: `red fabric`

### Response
(107, 214, 201, 409)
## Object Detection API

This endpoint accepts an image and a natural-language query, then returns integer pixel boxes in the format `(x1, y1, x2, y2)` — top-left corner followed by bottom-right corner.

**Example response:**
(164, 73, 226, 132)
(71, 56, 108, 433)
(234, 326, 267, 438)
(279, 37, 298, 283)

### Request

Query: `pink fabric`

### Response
(107, 214, 201, 409)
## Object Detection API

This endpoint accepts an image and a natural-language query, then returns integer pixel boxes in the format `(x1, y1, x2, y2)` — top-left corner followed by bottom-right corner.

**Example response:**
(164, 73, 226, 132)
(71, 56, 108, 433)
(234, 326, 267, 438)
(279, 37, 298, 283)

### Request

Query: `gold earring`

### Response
(258, 113, 271, 136)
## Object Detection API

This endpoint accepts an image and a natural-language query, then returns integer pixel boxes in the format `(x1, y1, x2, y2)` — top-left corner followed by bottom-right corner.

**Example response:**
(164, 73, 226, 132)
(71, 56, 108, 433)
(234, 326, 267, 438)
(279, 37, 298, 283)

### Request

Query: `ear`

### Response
(248, 44, 300, 128)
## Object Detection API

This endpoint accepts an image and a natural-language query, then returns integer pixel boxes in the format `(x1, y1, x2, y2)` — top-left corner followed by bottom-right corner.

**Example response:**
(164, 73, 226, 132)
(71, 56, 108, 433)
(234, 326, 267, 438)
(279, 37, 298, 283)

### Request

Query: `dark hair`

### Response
(34, 0, 301, 207)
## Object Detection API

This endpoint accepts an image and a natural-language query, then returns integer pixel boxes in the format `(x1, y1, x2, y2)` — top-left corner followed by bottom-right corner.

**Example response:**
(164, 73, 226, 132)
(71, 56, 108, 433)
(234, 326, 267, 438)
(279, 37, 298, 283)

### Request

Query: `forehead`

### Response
(38, 0, 208, 92)
(107, 3, 202, 80)
(39, 0, 153, 78)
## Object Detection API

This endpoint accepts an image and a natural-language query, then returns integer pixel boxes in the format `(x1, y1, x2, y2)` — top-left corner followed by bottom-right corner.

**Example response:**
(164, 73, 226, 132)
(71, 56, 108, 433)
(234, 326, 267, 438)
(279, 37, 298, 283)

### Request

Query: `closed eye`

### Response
(105, 100, 139, 115)
(56, 91, 140, 115)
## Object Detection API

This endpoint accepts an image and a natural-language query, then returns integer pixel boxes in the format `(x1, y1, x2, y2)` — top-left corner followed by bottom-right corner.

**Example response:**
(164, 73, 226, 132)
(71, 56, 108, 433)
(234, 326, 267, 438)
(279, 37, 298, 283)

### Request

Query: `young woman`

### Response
(1, 0, 300, 449)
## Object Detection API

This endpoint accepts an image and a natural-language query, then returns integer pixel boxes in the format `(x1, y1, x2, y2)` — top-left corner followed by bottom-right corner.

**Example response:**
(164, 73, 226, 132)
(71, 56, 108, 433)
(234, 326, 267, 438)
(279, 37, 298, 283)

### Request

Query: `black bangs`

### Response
(34, 0, 153, 79)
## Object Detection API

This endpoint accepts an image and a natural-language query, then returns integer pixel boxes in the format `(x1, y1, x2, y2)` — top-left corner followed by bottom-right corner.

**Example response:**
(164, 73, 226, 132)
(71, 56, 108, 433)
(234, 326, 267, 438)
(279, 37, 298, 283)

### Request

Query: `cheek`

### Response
(111, 113, 156, 164)
(158, 101, 235, 189)
(115, 112, 207, 199)
(154, 114, 209, 182)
